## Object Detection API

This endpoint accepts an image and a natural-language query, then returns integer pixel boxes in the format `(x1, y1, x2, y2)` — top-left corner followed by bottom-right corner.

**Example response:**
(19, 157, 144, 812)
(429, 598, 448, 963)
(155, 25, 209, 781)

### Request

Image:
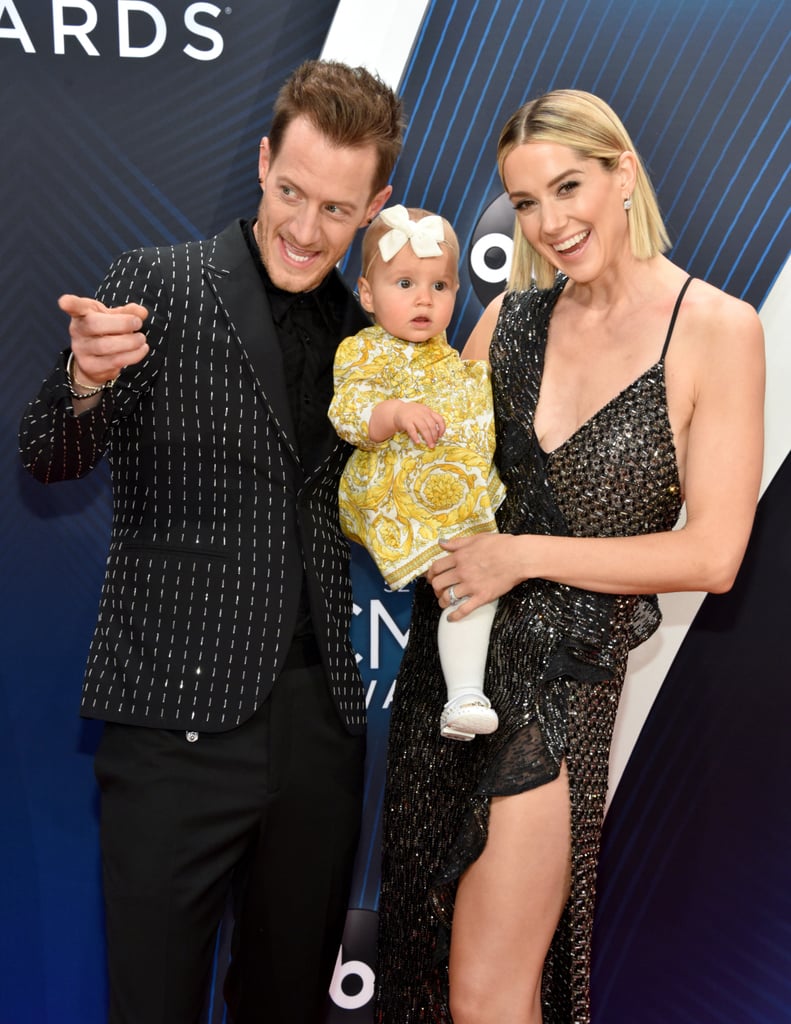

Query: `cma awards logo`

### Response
(0, 1, 227, 60)
(351, 595, 411, 711)
(468, 191, 517, 306)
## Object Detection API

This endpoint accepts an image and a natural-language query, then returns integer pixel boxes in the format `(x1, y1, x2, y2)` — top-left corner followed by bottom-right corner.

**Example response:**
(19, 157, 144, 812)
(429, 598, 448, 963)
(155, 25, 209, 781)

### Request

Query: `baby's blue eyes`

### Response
(395, 280, 448, 290)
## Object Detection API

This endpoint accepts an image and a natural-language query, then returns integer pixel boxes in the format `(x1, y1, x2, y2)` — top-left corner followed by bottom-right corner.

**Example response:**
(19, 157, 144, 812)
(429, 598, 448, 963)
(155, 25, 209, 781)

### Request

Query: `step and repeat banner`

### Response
(2, 1, 789, 1022)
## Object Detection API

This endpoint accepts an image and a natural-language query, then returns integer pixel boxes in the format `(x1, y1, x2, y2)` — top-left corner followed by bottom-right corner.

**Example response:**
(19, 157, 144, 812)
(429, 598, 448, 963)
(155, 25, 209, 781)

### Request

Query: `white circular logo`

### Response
(467, 192, 515, 305)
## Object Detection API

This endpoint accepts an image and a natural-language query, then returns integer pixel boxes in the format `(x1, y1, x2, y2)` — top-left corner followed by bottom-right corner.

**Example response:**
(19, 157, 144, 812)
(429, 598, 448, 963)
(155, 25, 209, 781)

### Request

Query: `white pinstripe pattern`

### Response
(19, 220, 369, 733)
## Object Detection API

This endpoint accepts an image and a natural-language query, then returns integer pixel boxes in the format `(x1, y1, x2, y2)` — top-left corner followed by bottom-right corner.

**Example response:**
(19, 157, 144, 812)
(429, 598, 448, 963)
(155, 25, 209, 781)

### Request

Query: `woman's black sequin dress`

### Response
(375, 277, 689, 1023)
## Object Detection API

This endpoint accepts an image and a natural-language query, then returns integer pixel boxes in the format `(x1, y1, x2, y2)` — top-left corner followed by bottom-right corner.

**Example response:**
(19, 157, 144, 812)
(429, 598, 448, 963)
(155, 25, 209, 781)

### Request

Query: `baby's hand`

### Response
(394, 401, 446, 449)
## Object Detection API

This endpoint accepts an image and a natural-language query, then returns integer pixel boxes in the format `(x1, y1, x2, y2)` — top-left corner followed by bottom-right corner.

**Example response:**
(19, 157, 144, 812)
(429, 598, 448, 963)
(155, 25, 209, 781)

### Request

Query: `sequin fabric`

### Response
(375, 278, 684, 1023)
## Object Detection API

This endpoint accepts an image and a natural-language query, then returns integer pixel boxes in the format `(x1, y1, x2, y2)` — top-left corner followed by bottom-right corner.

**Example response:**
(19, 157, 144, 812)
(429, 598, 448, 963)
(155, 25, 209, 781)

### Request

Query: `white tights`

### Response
(437, 597, 498, 705)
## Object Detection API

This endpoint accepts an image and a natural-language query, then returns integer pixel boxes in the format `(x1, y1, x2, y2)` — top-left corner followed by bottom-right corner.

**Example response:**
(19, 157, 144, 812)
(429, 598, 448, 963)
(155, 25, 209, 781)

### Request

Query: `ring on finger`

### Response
(448, 584, 460, 606)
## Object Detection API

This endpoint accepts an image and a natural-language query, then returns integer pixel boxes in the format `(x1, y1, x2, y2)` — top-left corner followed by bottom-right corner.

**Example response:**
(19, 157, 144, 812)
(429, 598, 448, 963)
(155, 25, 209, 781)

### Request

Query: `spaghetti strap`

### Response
(660, 275, 694, 361)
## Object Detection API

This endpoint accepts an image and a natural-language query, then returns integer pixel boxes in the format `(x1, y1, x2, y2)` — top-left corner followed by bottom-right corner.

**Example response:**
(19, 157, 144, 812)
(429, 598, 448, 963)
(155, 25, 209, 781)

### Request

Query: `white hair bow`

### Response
(377, 205, 445, 262)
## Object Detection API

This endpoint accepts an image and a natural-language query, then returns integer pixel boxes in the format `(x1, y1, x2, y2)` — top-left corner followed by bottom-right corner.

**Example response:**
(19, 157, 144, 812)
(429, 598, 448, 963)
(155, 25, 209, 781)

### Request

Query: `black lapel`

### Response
(203, 221, 299, 461)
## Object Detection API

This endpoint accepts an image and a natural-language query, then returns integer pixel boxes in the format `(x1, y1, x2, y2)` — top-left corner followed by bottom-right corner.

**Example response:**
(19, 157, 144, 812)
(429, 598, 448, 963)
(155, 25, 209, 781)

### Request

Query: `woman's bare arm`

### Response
(432, 290, 765, 614)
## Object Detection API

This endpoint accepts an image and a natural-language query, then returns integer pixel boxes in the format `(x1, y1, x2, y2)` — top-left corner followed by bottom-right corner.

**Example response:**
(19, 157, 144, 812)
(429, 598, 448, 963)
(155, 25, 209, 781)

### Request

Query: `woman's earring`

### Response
(623, 196, 633, 211)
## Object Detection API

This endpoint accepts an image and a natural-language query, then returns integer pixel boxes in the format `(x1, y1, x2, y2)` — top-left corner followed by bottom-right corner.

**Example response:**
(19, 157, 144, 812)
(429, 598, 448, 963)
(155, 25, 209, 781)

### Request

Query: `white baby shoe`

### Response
(440, 692, 499, 741)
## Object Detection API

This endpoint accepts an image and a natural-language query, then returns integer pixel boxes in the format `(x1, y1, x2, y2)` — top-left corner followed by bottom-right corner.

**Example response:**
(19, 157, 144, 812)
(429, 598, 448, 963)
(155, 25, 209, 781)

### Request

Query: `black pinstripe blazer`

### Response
(20, 220, 370, 734)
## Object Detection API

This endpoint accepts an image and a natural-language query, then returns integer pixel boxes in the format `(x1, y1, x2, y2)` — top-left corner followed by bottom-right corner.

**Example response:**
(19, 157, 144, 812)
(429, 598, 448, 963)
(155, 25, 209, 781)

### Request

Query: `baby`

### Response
(329, 205, 505, 741)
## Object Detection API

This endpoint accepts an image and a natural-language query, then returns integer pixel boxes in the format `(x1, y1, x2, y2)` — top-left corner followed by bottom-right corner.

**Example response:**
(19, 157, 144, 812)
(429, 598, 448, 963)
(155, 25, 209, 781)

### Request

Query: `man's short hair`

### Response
(269, 60, 405, 196)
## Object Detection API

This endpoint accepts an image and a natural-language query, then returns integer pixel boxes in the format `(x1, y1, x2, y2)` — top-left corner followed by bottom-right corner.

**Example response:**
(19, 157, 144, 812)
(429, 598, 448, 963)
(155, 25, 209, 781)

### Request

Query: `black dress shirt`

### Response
(243, 219, 348, 642)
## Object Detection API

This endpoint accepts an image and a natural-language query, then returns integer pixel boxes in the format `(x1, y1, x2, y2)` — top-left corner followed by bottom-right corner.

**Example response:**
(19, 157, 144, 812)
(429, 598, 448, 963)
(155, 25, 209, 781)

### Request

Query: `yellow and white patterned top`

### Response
(329, 324, 506, 590)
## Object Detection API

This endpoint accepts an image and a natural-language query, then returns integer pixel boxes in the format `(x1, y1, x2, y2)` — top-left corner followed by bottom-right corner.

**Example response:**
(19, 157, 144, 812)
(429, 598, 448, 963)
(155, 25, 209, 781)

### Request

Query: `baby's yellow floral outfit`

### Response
(329, 325, 505, 590)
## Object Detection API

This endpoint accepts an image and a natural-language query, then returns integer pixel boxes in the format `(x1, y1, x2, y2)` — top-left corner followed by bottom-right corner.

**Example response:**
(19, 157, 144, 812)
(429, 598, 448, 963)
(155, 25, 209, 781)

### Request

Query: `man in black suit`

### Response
(19, 60, 404, 1024)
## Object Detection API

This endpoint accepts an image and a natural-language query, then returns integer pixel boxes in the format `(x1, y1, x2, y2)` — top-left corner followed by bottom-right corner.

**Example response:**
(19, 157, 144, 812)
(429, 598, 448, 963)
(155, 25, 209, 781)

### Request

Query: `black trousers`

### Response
(94, 640, 366, 1024)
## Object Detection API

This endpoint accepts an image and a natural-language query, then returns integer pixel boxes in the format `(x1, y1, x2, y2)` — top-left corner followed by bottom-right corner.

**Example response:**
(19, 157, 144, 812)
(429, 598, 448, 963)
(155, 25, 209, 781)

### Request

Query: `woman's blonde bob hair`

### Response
(497, 89, 670, 290)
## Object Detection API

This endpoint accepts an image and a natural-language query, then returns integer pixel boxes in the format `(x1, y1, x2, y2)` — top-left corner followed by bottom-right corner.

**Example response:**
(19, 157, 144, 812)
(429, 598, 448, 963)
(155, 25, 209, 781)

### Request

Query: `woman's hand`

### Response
(428, 533, 525, 618)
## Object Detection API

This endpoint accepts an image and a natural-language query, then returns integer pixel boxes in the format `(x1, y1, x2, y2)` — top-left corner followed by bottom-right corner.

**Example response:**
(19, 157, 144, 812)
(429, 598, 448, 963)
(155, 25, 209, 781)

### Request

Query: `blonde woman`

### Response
(376, 90, 764, 1024)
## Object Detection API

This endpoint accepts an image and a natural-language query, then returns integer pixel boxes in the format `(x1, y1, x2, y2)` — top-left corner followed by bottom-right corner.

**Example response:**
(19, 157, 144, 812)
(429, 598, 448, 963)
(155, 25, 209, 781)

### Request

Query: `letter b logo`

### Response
(327, 908, 378, 1020)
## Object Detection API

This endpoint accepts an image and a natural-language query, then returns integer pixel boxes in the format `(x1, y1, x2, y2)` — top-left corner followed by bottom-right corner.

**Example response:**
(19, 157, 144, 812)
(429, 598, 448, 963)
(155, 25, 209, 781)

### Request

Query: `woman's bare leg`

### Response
(448, 762, 571, 1024)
